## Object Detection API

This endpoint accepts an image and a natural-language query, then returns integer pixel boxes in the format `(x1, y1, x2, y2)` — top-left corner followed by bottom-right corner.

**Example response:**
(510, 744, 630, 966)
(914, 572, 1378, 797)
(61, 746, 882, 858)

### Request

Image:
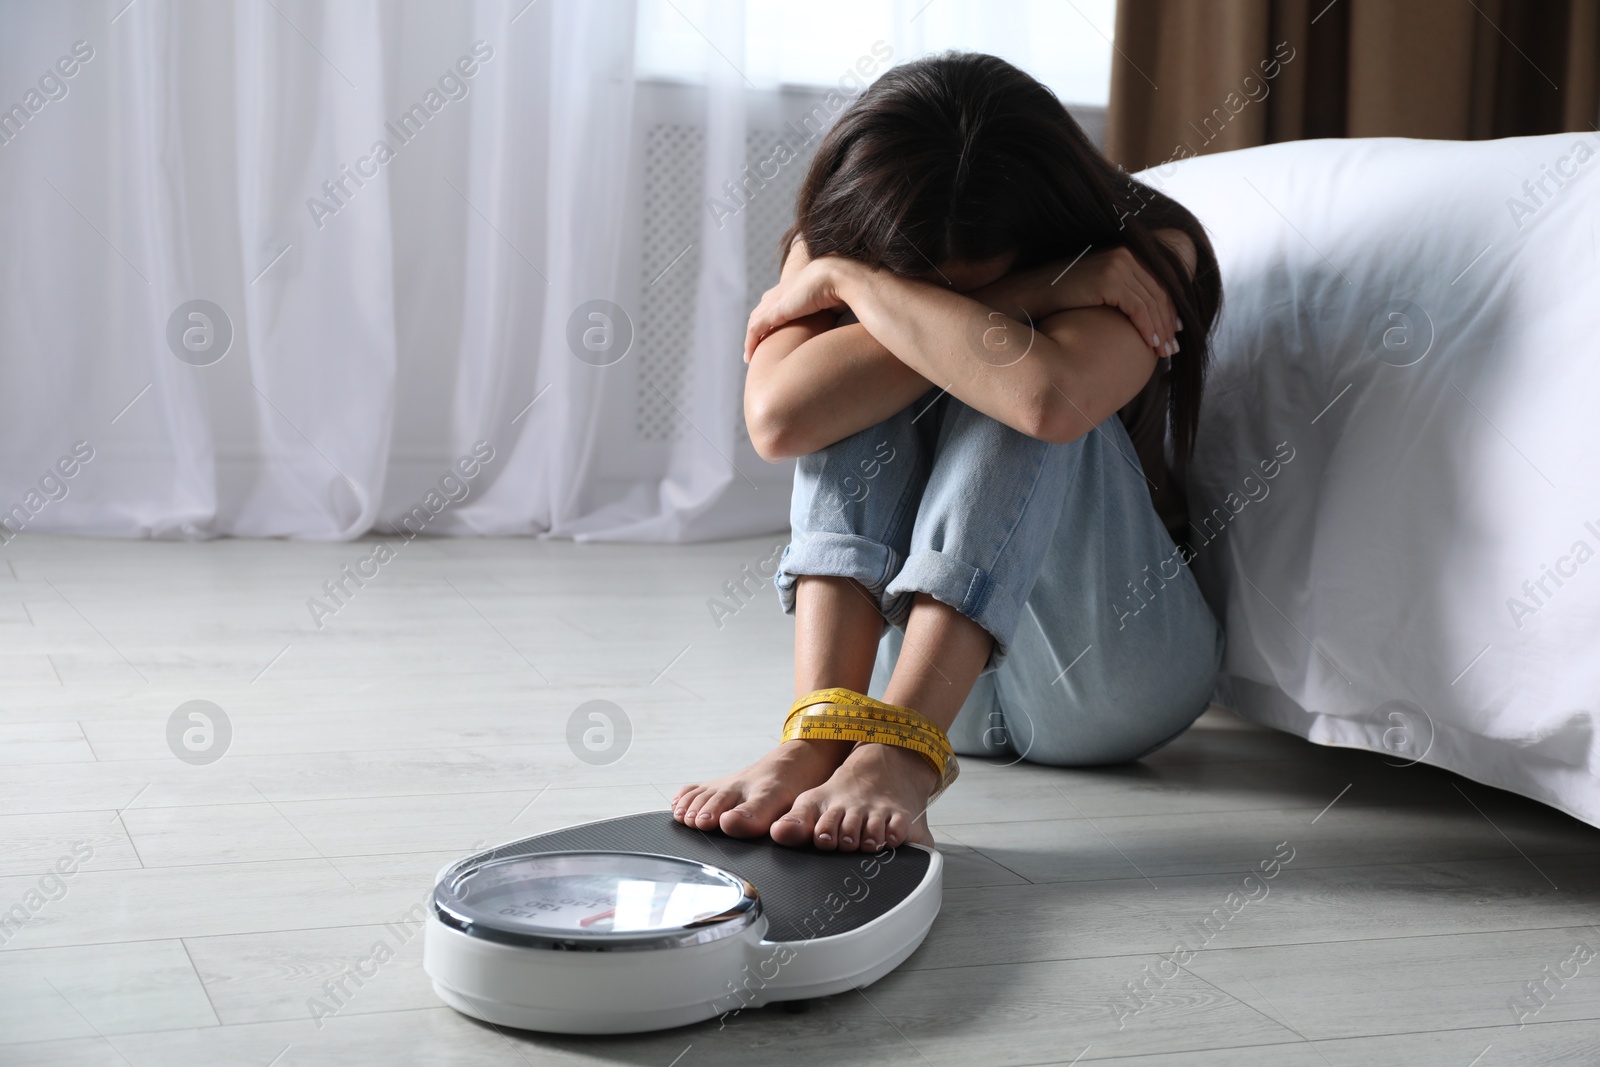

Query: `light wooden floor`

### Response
(2, 533, 1598, 1066)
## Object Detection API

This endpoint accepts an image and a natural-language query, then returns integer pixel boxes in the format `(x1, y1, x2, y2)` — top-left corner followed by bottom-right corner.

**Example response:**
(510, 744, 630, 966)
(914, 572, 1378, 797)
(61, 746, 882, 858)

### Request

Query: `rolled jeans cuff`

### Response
(885, 549, 1022, 671)
(775, 531, 906, 622)
(778, 536, 1024, 671)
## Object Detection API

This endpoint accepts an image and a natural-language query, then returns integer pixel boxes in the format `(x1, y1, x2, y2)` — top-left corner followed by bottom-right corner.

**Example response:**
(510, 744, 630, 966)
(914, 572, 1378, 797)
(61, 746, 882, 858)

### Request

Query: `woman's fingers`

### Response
(746, 278, 806, 360)
(1117, 257, 1177, 354)
(1108, 271, 1168, 356)
(1115, 282, 1161, 354)
(745, 294, 783, 360)
(1124, 262, 1172, 348)
(744, 315, 761, 361)
(1141, 263, 1179, 351)
(1088, 250, 1165, 355)
(1148, 255, 1180, 346)
(748, 299, 798, 359)
(745, 309, 766, 360)
(989, 245, 1181, 356)
(746, 259, 847, 360)
(746, 321, 779, 361)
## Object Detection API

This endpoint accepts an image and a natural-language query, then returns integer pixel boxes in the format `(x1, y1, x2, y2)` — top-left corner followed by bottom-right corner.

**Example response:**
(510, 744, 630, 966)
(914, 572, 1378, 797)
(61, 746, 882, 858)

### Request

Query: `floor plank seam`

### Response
(6, 1001, 1599, 1056)
(1, 783, 616, 813)
(28, 735, 785, 764)
(918, 848, 1600, 886)
(0, 1004, 466, 1048)
(13, 918, 1599, 969)
(1009, 1013, 1596, 1064)
(112, 812, 146, 869)
(11, 788, 1569, 827)
(896, 919, 1600, 973)
(177, 937, 225, 1029)
(7, 845, 1600, 884)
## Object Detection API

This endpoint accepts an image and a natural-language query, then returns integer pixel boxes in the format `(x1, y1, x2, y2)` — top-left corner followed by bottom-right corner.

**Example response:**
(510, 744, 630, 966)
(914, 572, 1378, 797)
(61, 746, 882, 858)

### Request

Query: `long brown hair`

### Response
(781, 51, 1221, 466)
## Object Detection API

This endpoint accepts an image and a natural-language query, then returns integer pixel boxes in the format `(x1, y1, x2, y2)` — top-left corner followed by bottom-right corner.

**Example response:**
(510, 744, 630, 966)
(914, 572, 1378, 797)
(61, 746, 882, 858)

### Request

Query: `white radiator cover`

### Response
(633, 83, 826, 446)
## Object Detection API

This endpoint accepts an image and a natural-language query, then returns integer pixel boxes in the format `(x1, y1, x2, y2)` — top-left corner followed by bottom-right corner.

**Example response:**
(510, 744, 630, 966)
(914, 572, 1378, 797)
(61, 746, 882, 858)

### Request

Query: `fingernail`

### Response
(1177, 317, 1184, 330)
(1149, 332, 1160, 347)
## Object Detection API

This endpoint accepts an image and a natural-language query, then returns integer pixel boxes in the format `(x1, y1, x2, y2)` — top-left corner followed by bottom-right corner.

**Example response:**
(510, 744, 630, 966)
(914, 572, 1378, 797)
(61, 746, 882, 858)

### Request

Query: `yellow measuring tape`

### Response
(781, 687, 959, 800)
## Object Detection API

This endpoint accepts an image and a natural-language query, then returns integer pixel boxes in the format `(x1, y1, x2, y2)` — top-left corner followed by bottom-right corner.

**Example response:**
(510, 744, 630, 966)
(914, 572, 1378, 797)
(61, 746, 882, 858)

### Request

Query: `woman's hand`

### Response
(1054, 246, 1179, 355)
(744, 252, 856, 361)
(741, 237, 932, 459)
(970, 242, 1184, 357)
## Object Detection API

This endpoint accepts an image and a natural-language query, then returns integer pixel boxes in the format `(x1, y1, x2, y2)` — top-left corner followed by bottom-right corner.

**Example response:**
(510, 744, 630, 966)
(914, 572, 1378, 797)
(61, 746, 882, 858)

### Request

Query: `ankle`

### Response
(852, 742, 939, 791)
(778, 737, 853, 764)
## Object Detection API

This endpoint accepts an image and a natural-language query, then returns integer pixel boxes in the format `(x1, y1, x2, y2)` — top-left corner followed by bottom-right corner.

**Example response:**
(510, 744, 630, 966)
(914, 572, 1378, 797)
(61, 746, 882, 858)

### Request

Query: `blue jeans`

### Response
(775, 392, 1224, 766)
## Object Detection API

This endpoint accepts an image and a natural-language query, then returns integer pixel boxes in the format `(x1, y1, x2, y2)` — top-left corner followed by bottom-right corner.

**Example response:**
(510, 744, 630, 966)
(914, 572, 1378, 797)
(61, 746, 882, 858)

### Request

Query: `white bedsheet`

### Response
(1146, 134, 1600, 827)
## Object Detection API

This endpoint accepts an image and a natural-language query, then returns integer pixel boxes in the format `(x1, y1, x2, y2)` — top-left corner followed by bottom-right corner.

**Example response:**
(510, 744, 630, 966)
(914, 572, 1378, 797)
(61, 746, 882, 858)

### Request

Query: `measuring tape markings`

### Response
(781, 688, 960, 798)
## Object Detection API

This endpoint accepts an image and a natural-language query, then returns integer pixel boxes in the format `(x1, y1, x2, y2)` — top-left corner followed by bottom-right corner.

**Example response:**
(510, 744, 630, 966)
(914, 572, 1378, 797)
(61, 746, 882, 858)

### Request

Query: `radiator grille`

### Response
(638, 122, 705, 442)
(636, 120, 818, 442)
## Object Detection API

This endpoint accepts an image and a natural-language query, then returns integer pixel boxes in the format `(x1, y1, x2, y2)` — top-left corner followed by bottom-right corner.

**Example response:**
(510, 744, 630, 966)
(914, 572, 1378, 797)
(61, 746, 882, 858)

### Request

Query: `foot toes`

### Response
(885, 811, 909, 848)
(719, 787, 789, 839)
(812, 801, 845, 851)
(838, 808, 866, 852)
(692, 789, 735, 827)
(771, 793, 822, 848)
(685, 788, 718, 825)
(674, 786, 704, 823)
(862, 811, 889, 853)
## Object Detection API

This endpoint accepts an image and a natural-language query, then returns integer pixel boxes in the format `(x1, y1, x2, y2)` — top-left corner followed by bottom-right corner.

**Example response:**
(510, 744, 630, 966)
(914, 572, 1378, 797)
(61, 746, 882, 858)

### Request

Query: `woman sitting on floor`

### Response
(674, 51, 1225, 852)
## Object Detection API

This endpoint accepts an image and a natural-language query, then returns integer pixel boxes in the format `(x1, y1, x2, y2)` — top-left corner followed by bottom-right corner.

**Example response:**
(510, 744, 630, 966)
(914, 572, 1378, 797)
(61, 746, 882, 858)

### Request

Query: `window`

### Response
(636, 0, 1117, 107)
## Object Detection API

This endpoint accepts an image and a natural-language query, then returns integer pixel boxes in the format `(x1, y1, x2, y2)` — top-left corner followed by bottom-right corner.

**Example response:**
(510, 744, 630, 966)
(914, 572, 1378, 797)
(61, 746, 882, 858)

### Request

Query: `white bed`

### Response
(1148, 133, 1600, 827)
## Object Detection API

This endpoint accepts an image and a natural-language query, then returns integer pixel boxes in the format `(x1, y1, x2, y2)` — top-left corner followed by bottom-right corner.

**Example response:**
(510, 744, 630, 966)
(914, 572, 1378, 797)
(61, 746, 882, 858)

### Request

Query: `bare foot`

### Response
(672, 739, 851, 838)
(770, 743, 937, 852)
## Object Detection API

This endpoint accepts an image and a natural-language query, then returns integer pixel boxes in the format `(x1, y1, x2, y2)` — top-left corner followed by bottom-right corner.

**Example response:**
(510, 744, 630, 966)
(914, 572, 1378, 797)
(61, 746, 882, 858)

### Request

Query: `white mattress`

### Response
(1147, 134, 1600, 827)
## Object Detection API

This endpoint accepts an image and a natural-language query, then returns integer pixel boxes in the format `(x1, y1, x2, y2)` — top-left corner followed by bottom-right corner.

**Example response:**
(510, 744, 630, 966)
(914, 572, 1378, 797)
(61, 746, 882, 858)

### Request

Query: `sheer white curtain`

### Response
(0, 0, 1111, 543)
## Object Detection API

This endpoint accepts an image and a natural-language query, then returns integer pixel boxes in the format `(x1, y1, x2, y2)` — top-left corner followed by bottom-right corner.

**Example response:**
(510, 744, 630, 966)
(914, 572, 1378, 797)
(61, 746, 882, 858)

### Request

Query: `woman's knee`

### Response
(788, 402, 932, 542)
(923, 401, 1064, 497)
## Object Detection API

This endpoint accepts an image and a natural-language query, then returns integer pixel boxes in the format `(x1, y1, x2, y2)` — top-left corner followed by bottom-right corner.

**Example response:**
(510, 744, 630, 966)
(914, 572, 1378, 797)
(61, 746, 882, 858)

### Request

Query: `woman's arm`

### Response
(745, 322, 934, 460)
(828, 263, 1158, 445)
(743, 230, 1197, 458)
(968, 229, 1196, 355)
(744, 243, 933, 460)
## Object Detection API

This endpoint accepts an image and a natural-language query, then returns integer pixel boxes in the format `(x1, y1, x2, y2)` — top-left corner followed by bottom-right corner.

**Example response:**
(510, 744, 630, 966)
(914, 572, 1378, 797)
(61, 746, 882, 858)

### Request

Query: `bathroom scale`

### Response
(423, 810, 941, 1034)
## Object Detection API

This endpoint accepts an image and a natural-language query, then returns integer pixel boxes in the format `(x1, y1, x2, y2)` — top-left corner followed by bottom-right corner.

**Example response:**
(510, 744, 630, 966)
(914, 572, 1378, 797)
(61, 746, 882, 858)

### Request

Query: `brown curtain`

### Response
(1107, 0, 1600, 172)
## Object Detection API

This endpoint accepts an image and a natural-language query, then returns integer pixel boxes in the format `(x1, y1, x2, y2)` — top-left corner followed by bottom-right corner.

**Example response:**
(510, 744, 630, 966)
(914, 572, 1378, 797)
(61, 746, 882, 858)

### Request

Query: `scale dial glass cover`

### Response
(434, 851, 759, 949)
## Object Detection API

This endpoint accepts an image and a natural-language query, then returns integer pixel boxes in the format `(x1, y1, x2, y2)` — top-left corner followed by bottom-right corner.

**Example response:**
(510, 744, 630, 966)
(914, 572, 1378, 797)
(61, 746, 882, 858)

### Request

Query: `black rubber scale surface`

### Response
(470, 811, 931, 941)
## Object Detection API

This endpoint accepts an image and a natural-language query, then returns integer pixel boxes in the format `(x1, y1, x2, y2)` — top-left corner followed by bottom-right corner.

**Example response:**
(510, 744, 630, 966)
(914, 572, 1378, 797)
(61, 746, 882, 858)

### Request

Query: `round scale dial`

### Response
(433, 851, 759, 950)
